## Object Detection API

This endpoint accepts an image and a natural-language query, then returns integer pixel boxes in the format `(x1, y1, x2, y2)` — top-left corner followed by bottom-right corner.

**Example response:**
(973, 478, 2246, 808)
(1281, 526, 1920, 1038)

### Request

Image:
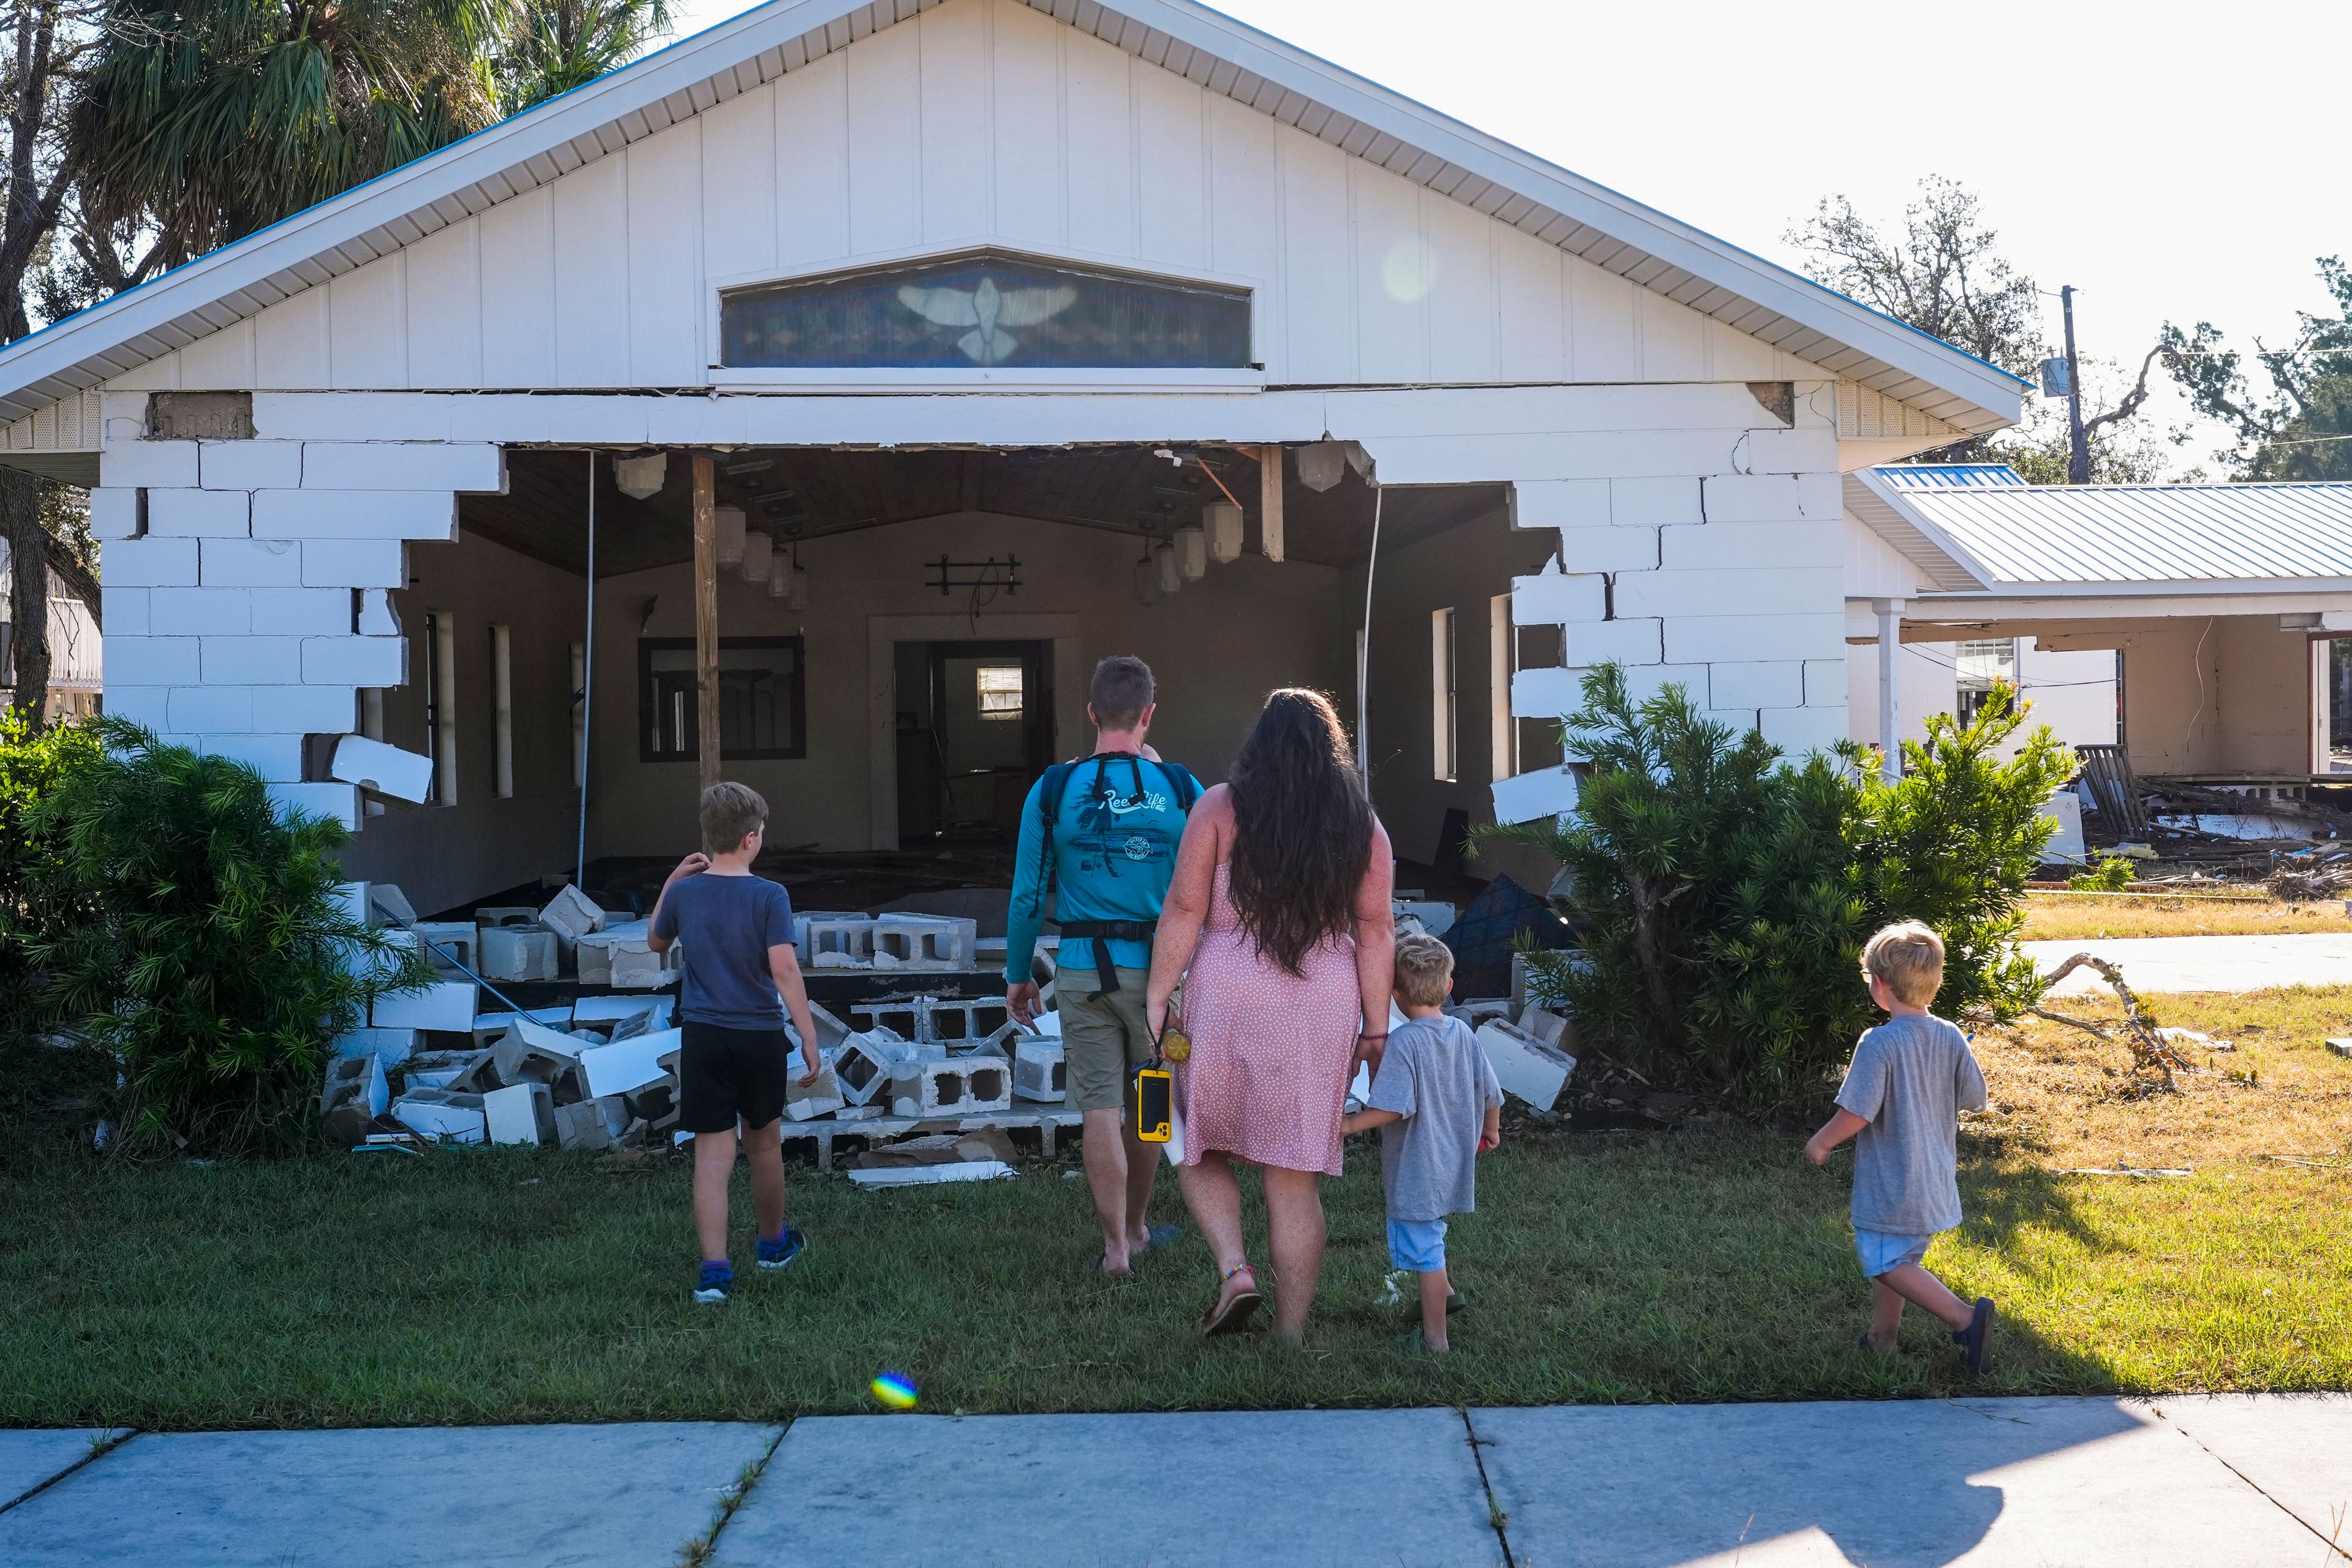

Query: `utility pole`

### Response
(2061, 285, 2089, 484)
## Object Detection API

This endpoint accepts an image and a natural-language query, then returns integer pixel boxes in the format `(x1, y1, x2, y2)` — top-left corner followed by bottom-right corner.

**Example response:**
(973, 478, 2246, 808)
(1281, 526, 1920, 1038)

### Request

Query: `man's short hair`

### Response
(1862, 920, 1945, 1008)
(699, 780, 768, 856)
(1393, 932, 1456, 1008)
(1089, 655, 1155, 729)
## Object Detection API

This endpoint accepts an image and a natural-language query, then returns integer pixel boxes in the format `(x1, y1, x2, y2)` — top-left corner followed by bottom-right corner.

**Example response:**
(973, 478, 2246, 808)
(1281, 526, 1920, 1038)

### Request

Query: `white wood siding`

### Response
(113, 0, 1830, 398)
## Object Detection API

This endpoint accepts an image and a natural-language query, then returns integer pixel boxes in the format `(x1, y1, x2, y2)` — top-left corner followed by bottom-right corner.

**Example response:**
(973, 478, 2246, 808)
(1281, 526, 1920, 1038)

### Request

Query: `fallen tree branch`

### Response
(2033, 951, 2193, 1087)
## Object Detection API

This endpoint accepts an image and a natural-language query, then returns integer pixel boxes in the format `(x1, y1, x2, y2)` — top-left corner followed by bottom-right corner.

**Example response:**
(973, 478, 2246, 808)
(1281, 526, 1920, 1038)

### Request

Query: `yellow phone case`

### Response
(1130, 1065, 1174, 1144)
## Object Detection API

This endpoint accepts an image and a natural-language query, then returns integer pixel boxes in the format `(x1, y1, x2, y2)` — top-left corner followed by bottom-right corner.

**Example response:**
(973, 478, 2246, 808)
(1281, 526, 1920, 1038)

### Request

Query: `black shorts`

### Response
(679, 1022, 791, 1134)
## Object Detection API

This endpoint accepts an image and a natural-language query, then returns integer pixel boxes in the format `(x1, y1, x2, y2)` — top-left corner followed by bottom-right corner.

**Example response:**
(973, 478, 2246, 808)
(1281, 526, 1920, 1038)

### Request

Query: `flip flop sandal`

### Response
(1137, 1223, 1183, 1256)
(1200, 1264, 1261, 1336)
(1090, 1254, 1135, 1281)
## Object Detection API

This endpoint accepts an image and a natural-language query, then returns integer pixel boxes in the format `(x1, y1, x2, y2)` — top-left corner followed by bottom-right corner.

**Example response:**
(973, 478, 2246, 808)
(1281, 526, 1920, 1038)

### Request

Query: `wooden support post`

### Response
(1257, 445, 1284, 562)
(692, 453, 722, 794)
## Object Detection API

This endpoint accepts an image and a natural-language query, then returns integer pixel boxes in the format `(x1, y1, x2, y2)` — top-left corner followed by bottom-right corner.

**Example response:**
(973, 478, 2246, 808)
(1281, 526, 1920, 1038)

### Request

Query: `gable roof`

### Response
(0, 0, 2028, 431)
(1854, 465, 2352, 597)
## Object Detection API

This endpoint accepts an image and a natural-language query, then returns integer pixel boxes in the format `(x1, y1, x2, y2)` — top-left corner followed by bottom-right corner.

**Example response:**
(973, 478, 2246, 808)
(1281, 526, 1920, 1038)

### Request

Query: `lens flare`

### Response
(869, 1371, 919, 1410)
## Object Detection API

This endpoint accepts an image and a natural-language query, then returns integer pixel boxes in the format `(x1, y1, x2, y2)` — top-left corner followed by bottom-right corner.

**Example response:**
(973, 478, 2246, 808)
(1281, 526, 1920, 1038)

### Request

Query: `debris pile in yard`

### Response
(796, 911, 978, 971)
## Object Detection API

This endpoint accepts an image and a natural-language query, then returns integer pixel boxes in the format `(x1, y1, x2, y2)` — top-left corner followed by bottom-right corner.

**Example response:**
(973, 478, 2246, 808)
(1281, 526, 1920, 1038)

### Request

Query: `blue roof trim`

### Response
(1879, 464, 2029, 489)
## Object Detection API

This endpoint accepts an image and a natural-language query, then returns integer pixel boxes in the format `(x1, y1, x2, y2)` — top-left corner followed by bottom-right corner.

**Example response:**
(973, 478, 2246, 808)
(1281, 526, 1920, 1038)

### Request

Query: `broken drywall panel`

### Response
(1475, 1020, 1577, 1111)
(572, 993, 675, 1030)
(845, 1161, 1015, 1188)
(391, 1091, 486, 1144)
(1491, 764, 1580, 826)
(579, 1027, 682, 1098)
(331, 734, 433, 804)
(2041, 791, 2087, 864)
(372, 977, 477, 1031)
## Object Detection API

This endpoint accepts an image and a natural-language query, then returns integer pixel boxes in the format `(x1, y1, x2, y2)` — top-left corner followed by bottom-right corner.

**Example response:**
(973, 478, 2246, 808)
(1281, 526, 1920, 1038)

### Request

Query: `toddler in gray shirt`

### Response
(1806, 921, 1996, 1373)
(1342, 933, 1502, 1354)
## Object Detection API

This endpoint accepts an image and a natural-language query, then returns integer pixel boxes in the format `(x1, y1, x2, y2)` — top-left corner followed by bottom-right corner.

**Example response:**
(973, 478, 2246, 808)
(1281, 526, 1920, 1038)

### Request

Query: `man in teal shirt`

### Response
(1006, 655, 1200, 1276)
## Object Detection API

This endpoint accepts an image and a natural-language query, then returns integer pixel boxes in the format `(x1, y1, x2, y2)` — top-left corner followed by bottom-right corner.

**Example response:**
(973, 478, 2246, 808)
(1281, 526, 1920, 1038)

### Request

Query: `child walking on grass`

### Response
(647, 782, 824, 1305)
(1341, 933, 1501, 1354)
(1806, 920, 1997, 1371)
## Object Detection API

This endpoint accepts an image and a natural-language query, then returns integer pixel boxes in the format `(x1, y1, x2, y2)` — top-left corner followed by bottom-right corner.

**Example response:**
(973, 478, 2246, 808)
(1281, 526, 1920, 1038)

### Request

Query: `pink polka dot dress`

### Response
(1176, 862, 1362, 1177)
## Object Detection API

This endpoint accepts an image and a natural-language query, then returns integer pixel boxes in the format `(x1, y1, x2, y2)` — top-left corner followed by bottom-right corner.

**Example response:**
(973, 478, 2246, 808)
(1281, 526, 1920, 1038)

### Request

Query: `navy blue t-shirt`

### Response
(650, 873, 796, 1029)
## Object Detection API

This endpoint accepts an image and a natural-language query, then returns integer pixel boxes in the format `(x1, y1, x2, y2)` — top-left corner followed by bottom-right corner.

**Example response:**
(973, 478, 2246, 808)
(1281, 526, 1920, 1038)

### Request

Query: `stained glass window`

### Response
(720, 251, 1253, 371)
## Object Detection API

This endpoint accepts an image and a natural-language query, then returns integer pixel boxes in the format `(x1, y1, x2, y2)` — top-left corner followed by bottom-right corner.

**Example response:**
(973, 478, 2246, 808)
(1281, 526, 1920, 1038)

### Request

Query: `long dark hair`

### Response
(1227, 688, 1373, 975)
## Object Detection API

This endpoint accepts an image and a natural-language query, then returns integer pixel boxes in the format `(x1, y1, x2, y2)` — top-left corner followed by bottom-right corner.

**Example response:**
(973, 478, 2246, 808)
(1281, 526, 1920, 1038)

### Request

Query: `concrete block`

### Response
(579, 1027, 682, 1098)
(200, 439, 305, 490)
(834, 1031, 910, 1106)
(1755, 705, 1851, 757)
(105, 685, 170, 728)
(250, 587, 352, 635)
(1475, 1019, 1577, 1110)
(476, 905, 539, 929)
(1510, 563, 1607, 625)
(199, 733, 305, 779)
(480, 923, 560, 982)
(1803, 658, 1849, 707)
(889, 1054, 1012, 1117)
(411, 921, 477, 973)
(99, 537, 199, 587)
(105, 635, 198, 687)
(1663, 614, 1847, 666)
(551, 1099, 612, 1150)
(1510, 478, 1610, 530)
(484, 1081, 553, 1146)
(148, 488, 251, 538)
(1551, 524, 1660, 573)
(301, 635, 404, 687)
(1012, 1040, 1066, 1102)
(785, 1066, 846, 1121)
(797, 914, 874, 963)
(369, 884, 417, 924)
(252, 488, 457, 540)
(1611, 476, 1703, 526)
(1491, 764, 1580, 826)
(785, 1000, 852, 1055)
(201, 635, 303, 685)
(331, 734, 434, 802)
(1561, 619, 1662, 666)
(320, 1052, 390, 1142)
(169, 684, 252, 733)
(538, 884, 607, 944)
(249, 684, 359, 734)
(1700, 707, 1760, 735)
(610, 941, 680, 990)
(88, 487, 140, 539)
(1700, 471, 1841, 523)
(331, 1027, 419, 1065)
(301, 538, 406, 587)
(372, 977, 478, 1031)
(200, 537, 303, 587)
(574, 921, 644, 984)
(1659, 520, 1841, 570)
(104, 587, 152, 636)
(391, 1091, 485, 1143)
(150, 586, 250, 635)
(873, 914, 978, 970)
(1517, 1006, 1575, 1057)
(1615, 568, 1841, 621)
(356, 587, 399, 635)
(300, 440, 504, 492)
(99, 439, 200, 488)
(1708, 660, 1804, 710)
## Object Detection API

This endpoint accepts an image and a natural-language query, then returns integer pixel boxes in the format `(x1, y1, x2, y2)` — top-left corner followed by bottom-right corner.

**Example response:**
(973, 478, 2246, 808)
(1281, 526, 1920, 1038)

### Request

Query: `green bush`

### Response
(18, 718, 430, 1156)
(2069, 856, 2136, 892)
(1479, 666, 2071, 1112)
(0, 708, 105, 1030)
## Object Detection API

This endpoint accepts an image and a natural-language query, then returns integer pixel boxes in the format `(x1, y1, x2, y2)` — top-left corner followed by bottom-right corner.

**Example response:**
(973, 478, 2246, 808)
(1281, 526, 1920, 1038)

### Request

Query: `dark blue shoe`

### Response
(1951, 1297, 1996, 1373)
(756, 1226, 807, 1272)
(693, 1261, 733, 1304)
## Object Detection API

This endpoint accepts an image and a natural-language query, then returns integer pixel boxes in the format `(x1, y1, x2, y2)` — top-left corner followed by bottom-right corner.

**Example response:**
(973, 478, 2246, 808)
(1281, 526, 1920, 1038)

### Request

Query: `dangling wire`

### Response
(575, 451, 597, 884)
(1355, 480, 1384, 787)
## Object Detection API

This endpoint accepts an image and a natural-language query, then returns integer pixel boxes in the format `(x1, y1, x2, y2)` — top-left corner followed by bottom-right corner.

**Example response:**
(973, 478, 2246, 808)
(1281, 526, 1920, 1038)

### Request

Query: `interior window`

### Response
(975, 665, 1025, 721)
(639, 638, 806, 761)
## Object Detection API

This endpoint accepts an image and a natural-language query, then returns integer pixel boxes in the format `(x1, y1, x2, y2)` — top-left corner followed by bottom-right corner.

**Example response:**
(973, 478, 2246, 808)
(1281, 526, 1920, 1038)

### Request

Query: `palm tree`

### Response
(70, 0, 509, 270)
(496, 0, 672, 114)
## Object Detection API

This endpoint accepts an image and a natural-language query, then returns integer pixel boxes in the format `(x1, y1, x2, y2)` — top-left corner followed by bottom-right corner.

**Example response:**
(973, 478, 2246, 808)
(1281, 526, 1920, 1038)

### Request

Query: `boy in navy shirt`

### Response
(649, 781, 823, 1303)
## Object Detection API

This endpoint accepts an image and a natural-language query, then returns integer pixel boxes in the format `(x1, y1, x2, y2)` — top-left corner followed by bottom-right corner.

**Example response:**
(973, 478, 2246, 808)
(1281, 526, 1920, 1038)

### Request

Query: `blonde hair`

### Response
(1862, 921, 1945, 1008)
(1393, 932, 1456, 1008)
(699, 781, 768, 856)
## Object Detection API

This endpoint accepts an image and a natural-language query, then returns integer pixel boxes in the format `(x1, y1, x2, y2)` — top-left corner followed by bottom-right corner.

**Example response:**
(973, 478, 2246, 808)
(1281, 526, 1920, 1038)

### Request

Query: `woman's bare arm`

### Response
(1351, 818, 1397, 1068)
(1146, 785, 1227, 1036)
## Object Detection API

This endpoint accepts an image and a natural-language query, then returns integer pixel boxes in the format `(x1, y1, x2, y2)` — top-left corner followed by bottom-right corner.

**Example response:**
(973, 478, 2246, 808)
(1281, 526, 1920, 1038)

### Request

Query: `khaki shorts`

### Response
(1057, 967, 1156, 1114)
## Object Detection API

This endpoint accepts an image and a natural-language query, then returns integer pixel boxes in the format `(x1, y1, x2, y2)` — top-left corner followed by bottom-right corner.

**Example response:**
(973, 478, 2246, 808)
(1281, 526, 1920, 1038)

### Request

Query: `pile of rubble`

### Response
(797, 911, 979, 971)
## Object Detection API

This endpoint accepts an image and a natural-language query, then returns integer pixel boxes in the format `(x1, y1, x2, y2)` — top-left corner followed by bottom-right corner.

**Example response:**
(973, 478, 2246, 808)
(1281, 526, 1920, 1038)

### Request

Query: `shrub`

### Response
(23, 718, 430, 1156)
(0, 709, 105, 1031)
(1479, 666, 2070, 1112)
(2069, 856, 2136, 892)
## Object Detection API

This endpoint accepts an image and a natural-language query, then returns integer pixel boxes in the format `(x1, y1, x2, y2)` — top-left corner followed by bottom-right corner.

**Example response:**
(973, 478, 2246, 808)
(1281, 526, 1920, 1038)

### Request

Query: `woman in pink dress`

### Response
(1146, 689, 1395, 1342)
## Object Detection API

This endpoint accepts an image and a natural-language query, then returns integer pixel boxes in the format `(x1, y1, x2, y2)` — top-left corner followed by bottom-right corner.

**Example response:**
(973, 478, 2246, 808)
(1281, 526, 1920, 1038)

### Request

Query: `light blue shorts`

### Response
(1387, 1216, 1449, 1273)
(1854, 1227, 1934, 1278)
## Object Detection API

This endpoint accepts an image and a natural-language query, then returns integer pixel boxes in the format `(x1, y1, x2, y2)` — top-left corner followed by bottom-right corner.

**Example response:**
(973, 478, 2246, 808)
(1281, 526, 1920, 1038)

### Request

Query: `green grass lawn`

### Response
(7, 1118, 2348, 1430)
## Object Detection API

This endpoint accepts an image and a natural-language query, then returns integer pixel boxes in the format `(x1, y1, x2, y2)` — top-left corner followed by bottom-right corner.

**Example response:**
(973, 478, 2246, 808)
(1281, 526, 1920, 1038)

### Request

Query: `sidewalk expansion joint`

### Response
(1457, 1406, 1518, 1568)
(674, 1418, 791, 1568)
(0, 1428, 139, 1519)
(2153, 1406, 2350, 1562)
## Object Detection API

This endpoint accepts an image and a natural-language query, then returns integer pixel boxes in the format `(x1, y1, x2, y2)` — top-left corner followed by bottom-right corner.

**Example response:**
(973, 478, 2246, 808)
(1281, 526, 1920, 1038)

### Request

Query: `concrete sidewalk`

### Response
(2022, 932, 2352, 993)
(2, 1395, 2345, 1566)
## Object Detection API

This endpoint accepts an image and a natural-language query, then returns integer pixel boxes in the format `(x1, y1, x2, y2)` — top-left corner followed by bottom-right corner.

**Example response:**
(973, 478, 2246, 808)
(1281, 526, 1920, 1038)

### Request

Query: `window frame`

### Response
(1431, 606, 1458, 783)
(636, 635, 809, 764)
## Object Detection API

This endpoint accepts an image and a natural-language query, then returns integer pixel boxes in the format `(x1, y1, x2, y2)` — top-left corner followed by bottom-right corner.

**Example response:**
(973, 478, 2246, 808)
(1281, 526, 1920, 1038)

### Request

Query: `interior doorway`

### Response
(895, 639, 1056, 842)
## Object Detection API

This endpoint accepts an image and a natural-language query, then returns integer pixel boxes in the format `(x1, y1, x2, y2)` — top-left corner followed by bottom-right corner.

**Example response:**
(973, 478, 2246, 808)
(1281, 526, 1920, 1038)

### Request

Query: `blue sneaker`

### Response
(693, 1261, 733, 1304)
(756, 1226, 807, 1271)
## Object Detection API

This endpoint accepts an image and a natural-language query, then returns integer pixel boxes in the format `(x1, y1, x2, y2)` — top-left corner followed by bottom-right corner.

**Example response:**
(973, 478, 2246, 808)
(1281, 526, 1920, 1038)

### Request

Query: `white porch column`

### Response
(1874, 597, 1905, 781)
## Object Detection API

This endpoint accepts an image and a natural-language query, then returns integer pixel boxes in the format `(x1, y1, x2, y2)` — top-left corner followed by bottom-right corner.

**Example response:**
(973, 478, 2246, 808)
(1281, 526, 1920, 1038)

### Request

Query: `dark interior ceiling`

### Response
(461, 445, 1506, 579)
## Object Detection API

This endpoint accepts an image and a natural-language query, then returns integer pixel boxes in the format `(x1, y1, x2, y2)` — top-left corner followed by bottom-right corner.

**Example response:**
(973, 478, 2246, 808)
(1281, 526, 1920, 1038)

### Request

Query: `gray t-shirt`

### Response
(650, 872, 796, 1030)
(1835, 1012, 1988, 1235)
(1368, 1014, 1504, 1223)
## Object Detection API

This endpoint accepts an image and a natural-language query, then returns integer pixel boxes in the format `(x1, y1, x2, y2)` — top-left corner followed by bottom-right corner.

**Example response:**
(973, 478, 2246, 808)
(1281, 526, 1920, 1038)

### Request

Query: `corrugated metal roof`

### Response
(0, 0, 2026, 433)
(1872, 470, 2352, 590)
(1877, 464, 2027, 489)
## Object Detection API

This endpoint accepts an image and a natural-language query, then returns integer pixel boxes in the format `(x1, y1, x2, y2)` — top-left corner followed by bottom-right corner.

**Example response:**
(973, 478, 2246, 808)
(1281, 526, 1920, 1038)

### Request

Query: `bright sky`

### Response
(663, 0, 2345, 474)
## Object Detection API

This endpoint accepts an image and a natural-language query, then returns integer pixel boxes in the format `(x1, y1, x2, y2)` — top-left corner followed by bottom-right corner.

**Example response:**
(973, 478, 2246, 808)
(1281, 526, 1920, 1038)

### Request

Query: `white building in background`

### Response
(0, 542, 102, 722)
(0, 0, 2339, 914)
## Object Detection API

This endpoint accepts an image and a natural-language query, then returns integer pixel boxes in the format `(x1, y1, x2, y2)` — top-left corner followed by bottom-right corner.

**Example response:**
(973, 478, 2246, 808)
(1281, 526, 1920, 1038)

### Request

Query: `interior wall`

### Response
(584, 510, 1351, 857)
(333, 530, 586, 914)
(2101, 616, 2309, 777)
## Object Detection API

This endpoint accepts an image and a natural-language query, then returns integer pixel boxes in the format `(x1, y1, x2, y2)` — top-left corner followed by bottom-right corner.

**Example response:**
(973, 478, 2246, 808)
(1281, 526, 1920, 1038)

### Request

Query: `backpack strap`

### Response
(1027, 758, 1083, 926)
